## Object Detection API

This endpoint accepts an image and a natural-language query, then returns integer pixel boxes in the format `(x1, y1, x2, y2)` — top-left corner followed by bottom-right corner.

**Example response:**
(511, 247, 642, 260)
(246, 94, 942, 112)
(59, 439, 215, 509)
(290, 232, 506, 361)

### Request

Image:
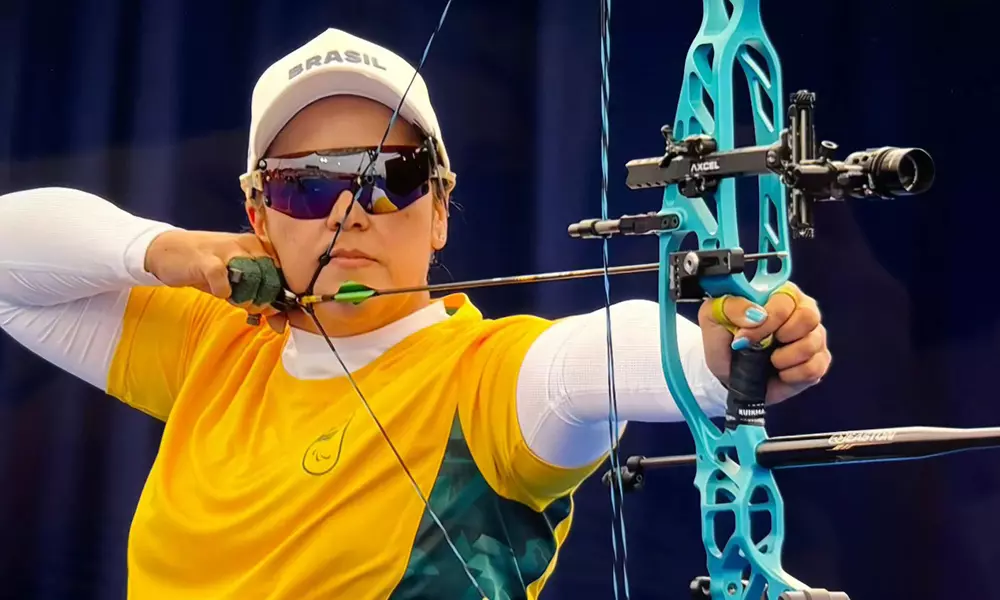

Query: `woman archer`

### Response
(0, 27, 830, 600)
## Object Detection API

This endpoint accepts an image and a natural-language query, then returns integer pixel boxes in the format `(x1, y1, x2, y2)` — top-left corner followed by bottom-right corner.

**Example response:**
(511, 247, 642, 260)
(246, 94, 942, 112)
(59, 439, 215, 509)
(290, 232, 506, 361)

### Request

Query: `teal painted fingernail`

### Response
(745, 306, 767, 324)
(731, 337, 751, 351)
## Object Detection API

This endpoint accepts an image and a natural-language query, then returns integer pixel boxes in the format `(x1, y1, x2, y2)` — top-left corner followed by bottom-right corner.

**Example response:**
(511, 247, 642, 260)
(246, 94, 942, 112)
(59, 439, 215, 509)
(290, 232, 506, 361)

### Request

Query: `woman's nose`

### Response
(325, 189, 369, 231)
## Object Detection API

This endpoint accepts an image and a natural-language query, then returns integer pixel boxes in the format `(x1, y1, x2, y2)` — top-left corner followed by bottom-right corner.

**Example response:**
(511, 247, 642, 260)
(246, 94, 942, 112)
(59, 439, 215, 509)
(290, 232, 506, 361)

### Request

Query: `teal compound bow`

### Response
(576, 1, 1000, 600)
(226, 1, 1000, 599)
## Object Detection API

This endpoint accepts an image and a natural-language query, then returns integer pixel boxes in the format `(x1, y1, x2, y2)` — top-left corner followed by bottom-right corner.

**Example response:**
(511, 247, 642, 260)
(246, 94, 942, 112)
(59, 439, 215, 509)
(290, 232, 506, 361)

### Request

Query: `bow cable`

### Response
(598, 0, 632, 598)
(297, 3, 490, 598)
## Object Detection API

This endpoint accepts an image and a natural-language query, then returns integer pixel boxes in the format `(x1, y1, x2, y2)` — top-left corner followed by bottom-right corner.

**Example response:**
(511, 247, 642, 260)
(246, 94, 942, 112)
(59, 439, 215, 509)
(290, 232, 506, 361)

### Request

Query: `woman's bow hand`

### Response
(697, 282, 831, 404)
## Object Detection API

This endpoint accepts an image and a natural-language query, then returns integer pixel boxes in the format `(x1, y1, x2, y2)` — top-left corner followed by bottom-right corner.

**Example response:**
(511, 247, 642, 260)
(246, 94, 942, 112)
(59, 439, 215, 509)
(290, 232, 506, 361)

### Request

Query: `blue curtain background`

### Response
(1, 0, 997, 598)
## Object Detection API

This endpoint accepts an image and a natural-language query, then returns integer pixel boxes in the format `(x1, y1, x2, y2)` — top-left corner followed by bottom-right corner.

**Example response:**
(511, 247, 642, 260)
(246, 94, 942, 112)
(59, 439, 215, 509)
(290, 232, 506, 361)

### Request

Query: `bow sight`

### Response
(569, 92, 937, 355)
(572, 90, 935, 242)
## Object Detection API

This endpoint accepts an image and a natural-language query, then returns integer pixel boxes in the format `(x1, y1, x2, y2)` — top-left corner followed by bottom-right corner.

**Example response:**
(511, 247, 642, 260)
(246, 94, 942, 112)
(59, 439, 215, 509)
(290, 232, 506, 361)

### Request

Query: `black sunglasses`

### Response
(242, 141, 447, 219)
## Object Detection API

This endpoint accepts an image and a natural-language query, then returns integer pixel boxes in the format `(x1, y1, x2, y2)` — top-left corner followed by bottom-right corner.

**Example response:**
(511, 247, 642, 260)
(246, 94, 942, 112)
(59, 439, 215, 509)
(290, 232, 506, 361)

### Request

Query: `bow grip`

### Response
(226, 256, 285, 307)
(725, 341, 777, 429)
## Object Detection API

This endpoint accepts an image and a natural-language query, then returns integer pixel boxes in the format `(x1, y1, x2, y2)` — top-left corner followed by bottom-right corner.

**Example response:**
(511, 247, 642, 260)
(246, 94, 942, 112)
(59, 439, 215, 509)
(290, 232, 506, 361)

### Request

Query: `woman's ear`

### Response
(245, 198, 272, 244)
(431, 199, 449, 251)
(244, 199, 284, 269)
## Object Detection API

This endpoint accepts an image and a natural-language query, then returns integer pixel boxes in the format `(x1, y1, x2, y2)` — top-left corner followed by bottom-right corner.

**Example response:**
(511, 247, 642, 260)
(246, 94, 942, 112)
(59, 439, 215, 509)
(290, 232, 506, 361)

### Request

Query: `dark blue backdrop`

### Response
(1, 0, 997, 598)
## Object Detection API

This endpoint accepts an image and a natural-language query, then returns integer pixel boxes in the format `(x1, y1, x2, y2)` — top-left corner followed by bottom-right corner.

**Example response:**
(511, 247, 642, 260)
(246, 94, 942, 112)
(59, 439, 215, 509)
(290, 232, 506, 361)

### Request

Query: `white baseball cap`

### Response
(244, 27, 452, 183)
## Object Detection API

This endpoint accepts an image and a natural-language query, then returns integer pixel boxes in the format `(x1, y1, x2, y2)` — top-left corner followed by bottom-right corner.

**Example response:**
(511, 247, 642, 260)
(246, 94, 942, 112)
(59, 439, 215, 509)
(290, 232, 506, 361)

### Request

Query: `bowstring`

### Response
(303, 2, 490, 598)
(599, 0, 632, 598)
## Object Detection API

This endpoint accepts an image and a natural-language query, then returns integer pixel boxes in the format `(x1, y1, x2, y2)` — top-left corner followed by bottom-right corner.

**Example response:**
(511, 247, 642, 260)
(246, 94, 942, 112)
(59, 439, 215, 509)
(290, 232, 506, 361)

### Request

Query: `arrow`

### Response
(299, 262, 660, 306)
(297, 251, 785, 306)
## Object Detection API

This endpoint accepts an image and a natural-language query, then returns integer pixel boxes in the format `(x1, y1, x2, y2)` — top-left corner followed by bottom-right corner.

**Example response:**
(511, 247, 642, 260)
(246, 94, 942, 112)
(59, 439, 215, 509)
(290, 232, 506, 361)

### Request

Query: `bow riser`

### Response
(656, 2, 798, 598)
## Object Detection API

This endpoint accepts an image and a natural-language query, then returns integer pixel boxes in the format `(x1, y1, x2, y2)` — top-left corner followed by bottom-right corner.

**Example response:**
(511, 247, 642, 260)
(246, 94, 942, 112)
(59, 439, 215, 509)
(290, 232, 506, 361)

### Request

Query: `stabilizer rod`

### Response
(603, 425, 1000, 492)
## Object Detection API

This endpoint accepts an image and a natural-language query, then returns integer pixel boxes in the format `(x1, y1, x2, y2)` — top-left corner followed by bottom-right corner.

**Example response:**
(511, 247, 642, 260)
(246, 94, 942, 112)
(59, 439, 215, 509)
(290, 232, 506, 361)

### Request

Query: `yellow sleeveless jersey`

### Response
(106, 286, 606, 600)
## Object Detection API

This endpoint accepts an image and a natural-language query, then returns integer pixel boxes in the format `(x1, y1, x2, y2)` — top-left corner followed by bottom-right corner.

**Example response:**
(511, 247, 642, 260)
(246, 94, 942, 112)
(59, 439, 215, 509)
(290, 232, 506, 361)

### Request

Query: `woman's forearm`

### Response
(516, 298, 726, 468)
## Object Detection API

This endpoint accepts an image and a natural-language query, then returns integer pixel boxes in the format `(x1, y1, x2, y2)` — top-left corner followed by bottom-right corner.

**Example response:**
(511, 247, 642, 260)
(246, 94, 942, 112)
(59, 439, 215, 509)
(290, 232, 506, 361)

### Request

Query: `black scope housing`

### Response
(841, 146, 935, 198)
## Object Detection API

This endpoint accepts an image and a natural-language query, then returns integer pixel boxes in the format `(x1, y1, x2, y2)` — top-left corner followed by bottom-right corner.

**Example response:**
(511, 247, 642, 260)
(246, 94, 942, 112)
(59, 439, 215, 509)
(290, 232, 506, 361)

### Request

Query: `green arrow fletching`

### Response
(332, 281, 377, 305)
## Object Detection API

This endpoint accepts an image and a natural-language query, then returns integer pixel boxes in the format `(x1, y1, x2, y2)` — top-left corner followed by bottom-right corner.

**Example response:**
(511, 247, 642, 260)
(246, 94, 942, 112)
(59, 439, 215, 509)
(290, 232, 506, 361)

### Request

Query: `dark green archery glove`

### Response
(227, 256, 285, 307)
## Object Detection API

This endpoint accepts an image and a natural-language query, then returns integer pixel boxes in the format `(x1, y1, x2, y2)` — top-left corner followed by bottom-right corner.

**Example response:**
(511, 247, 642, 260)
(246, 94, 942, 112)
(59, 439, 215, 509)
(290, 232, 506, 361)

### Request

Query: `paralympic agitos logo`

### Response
(302, 417, 353, 476)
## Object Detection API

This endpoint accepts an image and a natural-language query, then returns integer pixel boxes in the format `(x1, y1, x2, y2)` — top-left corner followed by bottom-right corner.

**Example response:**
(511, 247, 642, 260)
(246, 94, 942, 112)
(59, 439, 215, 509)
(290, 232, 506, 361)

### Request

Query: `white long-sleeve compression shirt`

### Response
(0, 187, 727, 470)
